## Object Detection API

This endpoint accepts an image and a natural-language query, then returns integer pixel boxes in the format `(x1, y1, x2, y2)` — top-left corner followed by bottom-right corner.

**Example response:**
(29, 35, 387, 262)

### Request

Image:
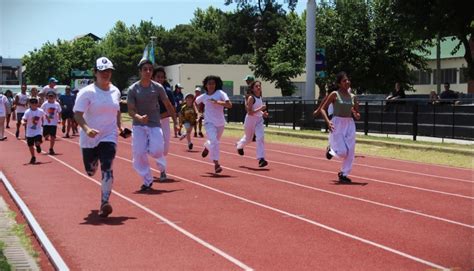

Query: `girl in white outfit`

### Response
(236, 80, 268, 167)
(318, 72, 360, 183)
(195, 75, 232, 174)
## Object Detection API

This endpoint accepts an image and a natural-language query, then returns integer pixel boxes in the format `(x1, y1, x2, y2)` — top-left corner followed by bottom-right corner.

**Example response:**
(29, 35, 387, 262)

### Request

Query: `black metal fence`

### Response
(226, 98, 474, 141)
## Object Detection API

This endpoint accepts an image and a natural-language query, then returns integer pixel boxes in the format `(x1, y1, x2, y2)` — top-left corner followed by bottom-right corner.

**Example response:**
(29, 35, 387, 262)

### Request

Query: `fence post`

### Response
(292, 101, 296, 130)
(380, 100, 384, 133)
(395, 104, 399, 134)
(265, 101, 269, 127)
(452, 104, 455, 139)
(412, 103, 418, 141)
(364, 101, 369, 135)
(432, 104, 436, 137)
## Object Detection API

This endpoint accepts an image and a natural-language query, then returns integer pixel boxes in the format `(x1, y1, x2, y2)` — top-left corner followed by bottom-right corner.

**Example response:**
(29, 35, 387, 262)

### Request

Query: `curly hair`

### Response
(202, 75, 223, 93)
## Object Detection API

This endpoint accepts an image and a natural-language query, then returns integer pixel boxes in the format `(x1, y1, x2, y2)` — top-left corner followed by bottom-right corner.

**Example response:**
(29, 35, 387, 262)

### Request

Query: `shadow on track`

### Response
(81, 210, 137, 226)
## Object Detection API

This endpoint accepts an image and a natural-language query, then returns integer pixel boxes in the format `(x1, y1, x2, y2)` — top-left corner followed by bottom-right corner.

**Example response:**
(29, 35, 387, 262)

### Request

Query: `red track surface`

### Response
(0, 127, 472, 270)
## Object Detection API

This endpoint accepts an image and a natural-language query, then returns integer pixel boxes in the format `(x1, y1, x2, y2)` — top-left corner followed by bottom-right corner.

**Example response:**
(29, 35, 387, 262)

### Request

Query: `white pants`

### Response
(329, 117, 356, 176)
(236, 115, 265, 159)
(203, 123, 225, 161)
(132, 125, 164, 185)
(0, 116, 5, 138)
(156, 117, 170, 171)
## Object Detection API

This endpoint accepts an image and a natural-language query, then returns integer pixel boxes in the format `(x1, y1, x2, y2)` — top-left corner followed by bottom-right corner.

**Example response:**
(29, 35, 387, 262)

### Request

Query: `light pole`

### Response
(305, 0, 316, 101)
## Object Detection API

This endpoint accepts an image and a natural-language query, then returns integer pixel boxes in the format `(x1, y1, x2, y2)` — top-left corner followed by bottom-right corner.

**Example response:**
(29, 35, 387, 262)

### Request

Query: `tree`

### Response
(391, 0, 474, 91)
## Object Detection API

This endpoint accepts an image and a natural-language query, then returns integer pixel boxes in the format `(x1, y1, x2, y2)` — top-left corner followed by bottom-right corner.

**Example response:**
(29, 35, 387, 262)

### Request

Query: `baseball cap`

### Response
(47, 90, 56, 96)
(243, 75, 255, 81)
(29, 97, 39, 103)
(49, 77, 59, 83)
(195, 87, 201, 92)
(96, 57, 115, 71)
(185, 93, 195, 99)
(176, 83, 183, 89)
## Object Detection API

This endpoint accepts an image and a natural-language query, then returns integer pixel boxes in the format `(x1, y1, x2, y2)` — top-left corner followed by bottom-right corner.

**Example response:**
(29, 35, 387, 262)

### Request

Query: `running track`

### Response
(0, 128, 472, 270)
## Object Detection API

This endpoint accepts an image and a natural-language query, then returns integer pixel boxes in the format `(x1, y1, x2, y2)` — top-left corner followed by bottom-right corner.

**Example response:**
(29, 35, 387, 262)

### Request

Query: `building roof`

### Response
(0, 58, 22, 67)
(417, 36, 466, 60)
(73, 33, 101, 41)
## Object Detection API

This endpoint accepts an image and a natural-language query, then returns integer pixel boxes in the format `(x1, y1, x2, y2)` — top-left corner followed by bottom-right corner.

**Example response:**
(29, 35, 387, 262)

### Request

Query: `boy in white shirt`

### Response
(41, 91, 62, 154)
(22, 98, 46, 164)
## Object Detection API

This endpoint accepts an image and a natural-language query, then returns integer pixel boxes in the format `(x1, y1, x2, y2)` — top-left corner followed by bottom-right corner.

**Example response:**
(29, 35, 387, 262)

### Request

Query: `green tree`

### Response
(391, 0, 474, 90)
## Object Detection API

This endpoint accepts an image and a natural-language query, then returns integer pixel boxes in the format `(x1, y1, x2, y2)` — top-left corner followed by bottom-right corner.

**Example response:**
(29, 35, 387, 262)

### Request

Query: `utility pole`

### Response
(305, 0, 316, 100)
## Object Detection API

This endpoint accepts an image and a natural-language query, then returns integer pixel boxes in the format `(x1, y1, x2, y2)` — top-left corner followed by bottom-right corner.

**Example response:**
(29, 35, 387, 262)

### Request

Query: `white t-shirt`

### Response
(195, 90, 229, 127)
(41, 101, 62, 126)
(15, 92, 29, 113)
(22, 108, 45, 137)
(0, 95, 7, 117)
(73, 83, 121, 148)
(40, 85, 58, 96)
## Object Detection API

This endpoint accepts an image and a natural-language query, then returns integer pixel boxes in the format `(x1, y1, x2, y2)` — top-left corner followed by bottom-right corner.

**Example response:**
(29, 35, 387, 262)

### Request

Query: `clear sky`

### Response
(1, 0, 308, 59)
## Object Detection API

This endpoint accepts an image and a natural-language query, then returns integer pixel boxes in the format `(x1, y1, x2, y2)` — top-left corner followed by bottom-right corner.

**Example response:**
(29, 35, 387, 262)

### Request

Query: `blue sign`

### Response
(316, 48, 326, 72)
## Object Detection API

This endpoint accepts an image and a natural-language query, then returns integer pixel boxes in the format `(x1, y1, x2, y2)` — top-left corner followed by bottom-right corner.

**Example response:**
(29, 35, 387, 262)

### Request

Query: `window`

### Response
(433, 68, 457, 84)
(222, 81, 234, 97)
(240, 85, 248, 95)
(410, 70, 431, 85)
(459, 68, 469, 83)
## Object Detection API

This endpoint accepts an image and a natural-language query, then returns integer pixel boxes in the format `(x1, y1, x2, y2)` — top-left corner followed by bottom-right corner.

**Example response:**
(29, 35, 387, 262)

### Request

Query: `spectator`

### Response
(429, 90, 439, 105)
(384, 82, 406, 111)
(439, 82, 459, 104)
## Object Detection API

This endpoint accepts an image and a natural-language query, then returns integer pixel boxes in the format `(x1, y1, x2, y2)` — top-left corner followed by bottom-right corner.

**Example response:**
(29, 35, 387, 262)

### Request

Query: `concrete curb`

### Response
(225, 126, 474, 156)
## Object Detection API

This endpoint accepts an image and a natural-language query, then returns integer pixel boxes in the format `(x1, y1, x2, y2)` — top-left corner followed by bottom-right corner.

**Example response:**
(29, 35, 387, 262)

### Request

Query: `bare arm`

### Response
(319, 92, 337, 131)
(163, 98, 178, 129)
(74, 111, 99, 138)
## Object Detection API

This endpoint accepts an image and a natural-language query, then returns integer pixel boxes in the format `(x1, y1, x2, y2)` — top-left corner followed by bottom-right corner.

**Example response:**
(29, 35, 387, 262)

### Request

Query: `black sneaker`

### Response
(194, 132, 197, 137)
(15, 130, 19, 138)
(140, 183, 153, 192)
(98, 202, 113, 218)
(326, 146, 333, 160)
(29, 157, 36, 164)
(198, 132, 204, 137)
(62, 125, 66, 133)
(259, 158, 268, 168)
(36, 145, 42, 154)
(214, 164, 222, 174)
(338, 172, 352, 183)
(237, 148, 244, 156)
(201, 148, 209, 158)
(188, 142, 193, 150)
(49, 148, 55, 155)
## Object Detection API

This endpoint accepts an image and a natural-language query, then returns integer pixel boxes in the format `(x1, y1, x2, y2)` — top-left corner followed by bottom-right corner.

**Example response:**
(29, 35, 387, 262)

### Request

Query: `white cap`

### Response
(96, 57, 115, 71)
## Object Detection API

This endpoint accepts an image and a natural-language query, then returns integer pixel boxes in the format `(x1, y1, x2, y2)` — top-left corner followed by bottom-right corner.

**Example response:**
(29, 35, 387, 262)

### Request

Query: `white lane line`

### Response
(65, 136, 450, 268)
(41, 152, 253, 271)
(216, 138, 474, 183)
(0, 171, 70, 271)
(170, 140, 474, 200)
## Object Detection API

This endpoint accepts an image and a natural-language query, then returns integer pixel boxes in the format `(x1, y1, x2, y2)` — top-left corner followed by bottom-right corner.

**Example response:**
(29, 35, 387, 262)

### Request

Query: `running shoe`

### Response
(338, 172, 352, 183)
(49, 148, 55, 155)
(36, 145, 42, 154)
(194, 132, 197, 137)
(98, 202, 113, 218)
(29, 157, 36, 164)
(198, 132, 204, 137)
(15, 130, 19, 138)
(140, 183, 153, 192)
(179, 133, 186, 141)
(237, 148, 244, 156)
(62, 125, 66, 133)
(214, 164, 222, 174)
(258, 158, 268, 168)
(188, 142, 193, 150)
(326, 146, 333, 160)
(201, 148, 209, 158)
(159, 171, 167, 182)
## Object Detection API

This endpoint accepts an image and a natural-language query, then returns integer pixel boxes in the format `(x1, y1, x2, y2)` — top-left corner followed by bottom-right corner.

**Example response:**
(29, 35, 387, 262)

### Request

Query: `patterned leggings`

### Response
(82, 142, 116, 204)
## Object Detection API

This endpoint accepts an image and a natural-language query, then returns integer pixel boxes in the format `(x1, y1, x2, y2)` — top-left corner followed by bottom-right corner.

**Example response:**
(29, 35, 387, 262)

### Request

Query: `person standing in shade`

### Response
(127, 59, 177, 191)
(236, 80, 268, 167)
(195, 75, 232, 174)
(14, 83, 29, 138)
(318, 72, 360, 183)
(152, 66, 177, 182)
(73, 57, 123, 218)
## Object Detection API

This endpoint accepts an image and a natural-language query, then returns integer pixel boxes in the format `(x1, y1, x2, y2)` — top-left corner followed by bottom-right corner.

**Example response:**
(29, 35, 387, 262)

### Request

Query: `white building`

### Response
(411, 37, 470, 94)
(164, 64, 318, 98)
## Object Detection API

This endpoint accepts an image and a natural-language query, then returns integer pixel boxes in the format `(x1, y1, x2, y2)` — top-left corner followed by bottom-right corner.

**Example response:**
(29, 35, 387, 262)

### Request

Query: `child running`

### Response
(236, 80, 268, 167)
(179, 93, 198, 150)
(21, 97, 46, 164)
(41, 91, 62, 154)
(317, 72, 360, 183)
(195, 75, 232, 173)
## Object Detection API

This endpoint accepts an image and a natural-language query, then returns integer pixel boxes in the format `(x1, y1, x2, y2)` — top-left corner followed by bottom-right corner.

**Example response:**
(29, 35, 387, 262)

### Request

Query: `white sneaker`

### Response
(179, 133, 186, 141)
